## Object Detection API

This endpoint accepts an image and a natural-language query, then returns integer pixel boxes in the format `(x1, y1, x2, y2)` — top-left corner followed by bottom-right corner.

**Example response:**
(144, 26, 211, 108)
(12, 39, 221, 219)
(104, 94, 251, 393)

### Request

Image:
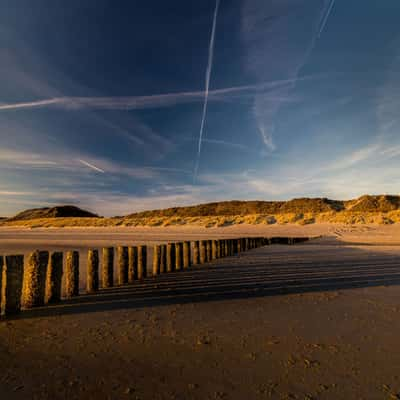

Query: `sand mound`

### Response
(8, 205, 99, 221)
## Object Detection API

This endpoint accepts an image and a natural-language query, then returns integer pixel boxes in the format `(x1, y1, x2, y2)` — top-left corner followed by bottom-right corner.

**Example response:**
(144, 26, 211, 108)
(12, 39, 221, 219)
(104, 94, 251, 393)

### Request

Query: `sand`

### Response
(1, 223, 400, 399)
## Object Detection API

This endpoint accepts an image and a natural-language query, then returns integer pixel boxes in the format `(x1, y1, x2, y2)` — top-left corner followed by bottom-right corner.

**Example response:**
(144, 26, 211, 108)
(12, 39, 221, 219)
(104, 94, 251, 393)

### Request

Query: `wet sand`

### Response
(1, 224, 400, 399)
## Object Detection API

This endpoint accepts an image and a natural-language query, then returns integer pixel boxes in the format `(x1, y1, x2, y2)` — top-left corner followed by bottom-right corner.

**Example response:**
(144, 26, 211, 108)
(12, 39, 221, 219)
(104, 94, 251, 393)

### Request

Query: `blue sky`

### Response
(0, 0, 400, 216)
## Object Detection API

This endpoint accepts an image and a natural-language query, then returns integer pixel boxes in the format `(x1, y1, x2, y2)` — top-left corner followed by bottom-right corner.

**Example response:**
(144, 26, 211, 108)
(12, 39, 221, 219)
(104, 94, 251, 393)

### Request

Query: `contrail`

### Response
(193, 0, 221, 181)
(318, 0, 335, 37)
(78, 159, 105, 173)
(0, 98, 62, 111)
(0, 77, 313, 112)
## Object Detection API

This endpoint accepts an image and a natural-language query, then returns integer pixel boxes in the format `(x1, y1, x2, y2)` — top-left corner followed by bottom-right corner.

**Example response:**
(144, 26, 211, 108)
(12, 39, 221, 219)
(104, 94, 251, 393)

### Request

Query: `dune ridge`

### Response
(2, 195, 400, 228)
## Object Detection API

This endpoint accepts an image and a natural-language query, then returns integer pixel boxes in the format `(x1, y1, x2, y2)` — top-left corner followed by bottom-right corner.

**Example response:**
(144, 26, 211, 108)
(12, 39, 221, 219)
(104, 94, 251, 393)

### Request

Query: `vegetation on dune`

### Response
(2, 195, 400, 228)
(125, 197, 344, 218)
(7, 205, 99, 221)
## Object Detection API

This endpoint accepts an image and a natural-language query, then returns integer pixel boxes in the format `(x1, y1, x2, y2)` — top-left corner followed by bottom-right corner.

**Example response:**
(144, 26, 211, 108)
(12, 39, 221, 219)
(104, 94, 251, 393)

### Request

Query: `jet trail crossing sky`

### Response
(318, 0, 335, 37)
(193, 0, 220, 181)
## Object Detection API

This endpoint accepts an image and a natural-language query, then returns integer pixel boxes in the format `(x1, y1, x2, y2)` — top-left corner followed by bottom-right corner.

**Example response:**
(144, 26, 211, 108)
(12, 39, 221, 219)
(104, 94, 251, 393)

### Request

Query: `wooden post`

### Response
(200, 240, 207, 264)
(211, 240, 218, 260)
(192, 241, 200, 265)
(166, 243, 176, 272)
(0, 256, 2, 311)
(138, 245, 147, 279)
(102, 247, 114, 288)
(160, 244, 167, 273)
(153, 245, 161, 276)
(224, 240, 229, 256)
(219, 240, 224, 257)
(22, 250, 49, 308)
(1, 255, 24, 316)
(45, 252, 63, 304)
(65, 251, 79, 298)
(117, 246, 129, 285)
(87, 249, 99, 294)
(183, 241, 191, 269)
(206, 240, 212, 262)
(128, 246, 138, 283)
(233, 239, 238, 254)
(175, 242, 183, 270)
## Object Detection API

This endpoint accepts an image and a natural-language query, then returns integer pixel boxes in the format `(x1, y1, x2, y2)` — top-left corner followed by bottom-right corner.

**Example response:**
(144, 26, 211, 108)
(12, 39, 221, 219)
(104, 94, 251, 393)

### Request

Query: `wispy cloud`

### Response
(0, 190, 36, 196)
(241, 0, 333, 151)
(0, 149, 58, 167)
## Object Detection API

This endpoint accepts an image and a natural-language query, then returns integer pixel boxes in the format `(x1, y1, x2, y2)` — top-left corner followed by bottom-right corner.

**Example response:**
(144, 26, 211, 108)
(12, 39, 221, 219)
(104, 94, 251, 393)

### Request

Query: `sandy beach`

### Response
(1, 223, 400, 399)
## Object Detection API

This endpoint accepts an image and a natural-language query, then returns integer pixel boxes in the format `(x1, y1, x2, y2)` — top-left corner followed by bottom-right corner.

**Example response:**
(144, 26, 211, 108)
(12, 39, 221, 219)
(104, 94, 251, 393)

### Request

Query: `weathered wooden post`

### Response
(153, 245, 161, 276)
(175, 242, 183, 270)
(1, 255, 24, 316)
(87, 249, 99, 294)
(212, 240, 218, 260)
(22, 250, 49, 308)
(160, 244, 167, 273)
(206, 240, 212, 262)
(65, 251, 79, 298)
(45, 252, 63, 304)
(233, 239, 238, 254)
(200, 240, 207, 264)
(229, 239, 234, 256)
(219, 240, 223, 257)
(102, 247, 114, 288)
(183, 241, 191, 269)
(0, 256, 2, 311)
(128, 246, 138, 283)
(166, 243, 176, 272)
(117, 246, 129, 285)
(192, 241, 200, 265)
(138, 245, 147, 279)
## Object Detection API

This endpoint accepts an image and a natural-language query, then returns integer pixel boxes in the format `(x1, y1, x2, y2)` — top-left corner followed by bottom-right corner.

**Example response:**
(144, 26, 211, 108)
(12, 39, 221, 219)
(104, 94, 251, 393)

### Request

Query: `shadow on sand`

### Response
(8, 236, 400, 320)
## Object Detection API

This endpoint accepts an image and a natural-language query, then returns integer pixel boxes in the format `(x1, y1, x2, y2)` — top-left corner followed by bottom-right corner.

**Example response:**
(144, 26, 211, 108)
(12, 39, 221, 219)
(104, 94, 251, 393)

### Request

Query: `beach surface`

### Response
(1, 223, 400, 399)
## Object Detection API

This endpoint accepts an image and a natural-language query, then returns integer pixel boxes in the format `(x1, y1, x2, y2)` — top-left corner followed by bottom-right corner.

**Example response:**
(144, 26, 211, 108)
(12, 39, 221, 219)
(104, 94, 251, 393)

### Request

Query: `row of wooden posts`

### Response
(0, 236, 308, 317)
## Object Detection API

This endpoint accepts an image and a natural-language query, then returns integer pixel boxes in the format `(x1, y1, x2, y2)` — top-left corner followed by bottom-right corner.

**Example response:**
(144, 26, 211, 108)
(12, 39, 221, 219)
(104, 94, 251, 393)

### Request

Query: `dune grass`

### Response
(1, 210, 400, 228)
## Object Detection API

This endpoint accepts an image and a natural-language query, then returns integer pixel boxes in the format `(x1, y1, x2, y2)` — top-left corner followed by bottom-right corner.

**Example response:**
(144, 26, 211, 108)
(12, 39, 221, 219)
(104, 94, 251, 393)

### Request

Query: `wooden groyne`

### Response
(0, 236, 310, 318)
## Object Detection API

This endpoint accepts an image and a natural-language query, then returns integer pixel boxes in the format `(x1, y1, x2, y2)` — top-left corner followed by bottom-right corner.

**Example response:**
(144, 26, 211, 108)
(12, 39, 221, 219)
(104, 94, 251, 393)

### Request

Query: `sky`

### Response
(0, 0, 400, 216)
